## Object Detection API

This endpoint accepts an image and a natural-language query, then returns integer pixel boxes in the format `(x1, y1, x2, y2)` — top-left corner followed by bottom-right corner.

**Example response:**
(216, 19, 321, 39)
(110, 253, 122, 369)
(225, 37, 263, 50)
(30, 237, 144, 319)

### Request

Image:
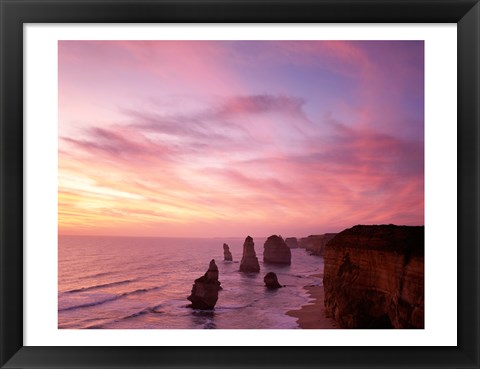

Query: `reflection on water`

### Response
(191, 310, 216, 329)
(58, 235, 324, 329)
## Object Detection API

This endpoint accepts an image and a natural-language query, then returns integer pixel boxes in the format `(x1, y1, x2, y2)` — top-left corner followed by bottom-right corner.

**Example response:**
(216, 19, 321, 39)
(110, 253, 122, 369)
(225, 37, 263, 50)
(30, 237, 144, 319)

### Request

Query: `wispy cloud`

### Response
(58, 41, 424, 237)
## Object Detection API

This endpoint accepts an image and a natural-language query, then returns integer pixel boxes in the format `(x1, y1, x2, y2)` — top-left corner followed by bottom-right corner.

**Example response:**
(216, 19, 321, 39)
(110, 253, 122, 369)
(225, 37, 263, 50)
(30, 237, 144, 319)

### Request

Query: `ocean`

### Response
(58, 235, 325, 329)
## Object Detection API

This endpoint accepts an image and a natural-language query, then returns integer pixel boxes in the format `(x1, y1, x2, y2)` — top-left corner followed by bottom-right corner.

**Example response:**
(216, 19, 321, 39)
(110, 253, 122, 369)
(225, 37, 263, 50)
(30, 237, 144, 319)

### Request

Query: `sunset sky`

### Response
(58, 40, 424, 237)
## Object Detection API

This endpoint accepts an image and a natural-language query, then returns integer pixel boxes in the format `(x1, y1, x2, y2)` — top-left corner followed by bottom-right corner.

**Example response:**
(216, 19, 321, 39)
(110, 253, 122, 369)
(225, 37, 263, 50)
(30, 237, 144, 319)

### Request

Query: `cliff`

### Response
(299, 234, 337, 255)
(323, 225, 424, 329)
(285, 237, 298, 249)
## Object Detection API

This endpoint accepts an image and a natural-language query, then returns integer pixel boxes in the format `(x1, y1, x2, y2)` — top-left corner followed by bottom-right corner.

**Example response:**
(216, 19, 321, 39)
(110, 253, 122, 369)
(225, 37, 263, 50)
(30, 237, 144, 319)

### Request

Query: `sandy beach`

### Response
(287, 274, 338, 329)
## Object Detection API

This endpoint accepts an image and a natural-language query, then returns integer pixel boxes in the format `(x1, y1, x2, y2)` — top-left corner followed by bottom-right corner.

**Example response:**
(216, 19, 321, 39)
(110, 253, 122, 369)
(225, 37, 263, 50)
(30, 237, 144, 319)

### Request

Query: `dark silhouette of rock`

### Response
(285, 237, 298, 248)
(264, 272, 282, 289)
(323, 224, 424, 328)
(223, 243, 233, 261)
(239, 236, 260, 273)
(188, 259, 221, 310)
(263, 235, 291, 265)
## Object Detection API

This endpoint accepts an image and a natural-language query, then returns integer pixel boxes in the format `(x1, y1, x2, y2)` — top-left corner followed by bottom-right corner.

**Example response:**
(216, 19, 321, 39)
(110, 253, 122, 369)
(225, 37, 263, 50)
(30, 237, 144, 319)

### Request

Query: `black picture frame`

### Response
(1, 0, 479, 368)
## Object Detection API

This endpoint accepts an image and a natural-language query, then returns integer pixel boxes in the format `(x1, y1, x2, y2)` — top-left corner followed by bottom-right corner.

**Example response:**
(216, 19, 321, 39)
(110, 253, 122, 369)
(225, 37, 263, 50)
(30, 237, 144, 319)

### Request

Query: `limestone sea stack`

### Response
(239, 236, 260, 273)
(263, 235, 291, 265)
(223, 243, 233, 261)
(187, 259, 221, 310)
(285, 237, 298, 249)
(264, 272, 282, 289)
(323, 225, 424, 328)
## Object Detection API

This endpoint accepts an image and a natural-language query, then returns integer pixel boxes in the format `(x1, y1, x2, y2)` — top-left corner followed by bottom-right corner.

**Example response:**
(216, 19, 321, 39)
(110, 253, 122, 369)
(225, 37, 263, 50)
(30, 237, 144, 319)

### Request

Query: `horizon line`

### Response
(57, 223, 425, 240)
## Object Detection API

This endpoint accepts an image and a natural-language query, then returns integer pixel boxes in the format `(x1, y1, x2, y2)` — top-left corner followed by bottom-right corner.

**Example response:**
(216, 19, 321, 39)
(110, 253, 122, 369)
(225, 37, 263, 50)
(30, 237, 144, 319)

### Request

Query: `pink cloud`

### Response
(58, 41, 424, 237)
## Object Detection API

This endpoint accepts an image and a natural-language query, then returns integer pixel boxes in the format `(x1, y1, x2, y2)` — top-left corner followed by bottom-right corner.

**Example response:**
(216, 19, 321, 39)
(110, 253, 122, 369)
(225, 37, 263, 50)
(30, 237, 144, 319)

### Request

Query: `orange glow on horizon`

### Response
(58, 41, 424, 237)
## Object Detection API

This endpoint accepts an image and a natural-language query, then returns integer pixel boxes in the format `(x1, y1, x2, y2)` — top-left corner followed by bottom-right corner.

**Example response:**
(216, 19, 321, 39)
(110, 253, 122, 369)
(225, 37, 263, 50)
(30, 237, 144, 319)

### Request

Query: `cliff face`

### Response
(299, 234, 337, 255)
(323, 225, 424, 329)
(298, 236, 312, 249)
(285, 237, 298, 249)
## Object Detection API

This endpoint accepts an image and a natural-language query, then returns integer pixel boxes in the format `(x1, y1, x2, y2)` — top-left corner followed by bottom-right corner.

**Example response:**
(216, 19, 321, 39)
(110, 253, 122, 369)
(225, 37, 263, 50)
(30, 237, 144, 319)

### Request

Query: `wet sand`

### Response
(287, 274, 338, 329)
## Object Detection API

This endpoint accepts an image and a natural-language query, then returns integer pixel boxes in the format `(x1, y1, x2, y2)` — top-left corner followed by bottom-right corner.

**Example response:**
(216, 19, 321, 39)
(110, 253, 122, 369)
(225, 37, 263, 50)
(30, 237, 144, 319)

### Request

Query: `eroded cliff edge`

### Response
(323, 224, 424, 329)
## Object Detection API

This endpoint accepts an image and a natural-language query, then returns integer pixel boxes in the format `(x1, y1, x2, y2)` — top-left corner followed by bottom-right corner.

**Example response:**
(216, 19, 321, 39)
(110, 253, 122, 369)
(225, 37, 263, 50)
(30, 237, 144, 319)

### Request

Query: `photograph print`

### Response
(58, 40, 424, 329)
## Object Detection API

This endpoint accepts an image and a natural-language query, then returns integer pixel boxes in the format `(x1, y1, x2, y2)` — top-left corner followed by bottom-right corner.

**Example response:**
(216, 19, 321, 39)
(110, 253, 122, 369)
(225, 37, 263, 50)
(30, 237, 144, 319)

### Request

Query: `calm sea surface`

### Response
(58, 235, 325, 329)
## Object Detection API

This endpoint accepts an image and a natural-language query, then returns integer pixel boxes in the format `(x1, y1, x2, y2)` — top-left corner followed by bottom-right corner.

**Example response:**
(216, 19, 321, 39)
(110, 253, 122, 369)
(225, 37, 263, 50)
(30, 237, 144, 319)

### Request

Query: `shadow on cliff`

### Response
(323, 224, 424, 329)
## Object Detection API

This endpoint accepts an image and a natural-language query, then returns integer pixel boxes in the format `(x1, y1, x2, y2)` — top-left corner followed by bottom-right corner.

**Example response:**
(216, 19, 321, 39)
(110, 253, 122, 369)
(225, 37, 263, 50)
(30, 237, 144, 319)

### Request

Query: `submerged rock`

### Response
(263, 235, 291, 265)
(239, 236, 260, 273)
(264, 272, 282, 289)
(187, 259, 221, 310)
(323, 224, 424, 328)
(223, 243, 233, 261)
(285, 237, 298, 248)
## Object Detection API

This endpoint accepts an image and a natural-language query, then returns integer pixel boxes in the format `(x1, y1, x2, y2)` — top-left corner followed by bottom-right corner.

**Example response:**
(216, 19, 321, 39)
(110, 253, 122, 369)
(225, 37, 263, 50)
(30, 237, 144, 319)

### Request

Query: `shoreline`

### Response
(287, 274, 338, 329)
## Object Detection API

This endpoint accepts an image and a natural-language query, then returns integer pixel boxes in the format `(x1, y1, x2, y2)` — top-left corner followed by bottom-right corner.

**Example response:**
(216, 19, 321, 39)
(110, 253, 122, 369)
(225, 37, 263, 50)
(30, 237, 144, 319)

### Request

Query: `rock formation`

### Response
(323, 225, 424, 328)
(187, 259, 221, 310)
(299, 234, 337, 255)
(223, 243, 233, 261)
(312, 233, 337, 256)
(239, 236, 260, 273)
(299, 235, 317, 250)
(264, 272, 282, 289)
(285, 237, 298, 248)
(316, 234, 337, 255)
(263, 235, 291, 265)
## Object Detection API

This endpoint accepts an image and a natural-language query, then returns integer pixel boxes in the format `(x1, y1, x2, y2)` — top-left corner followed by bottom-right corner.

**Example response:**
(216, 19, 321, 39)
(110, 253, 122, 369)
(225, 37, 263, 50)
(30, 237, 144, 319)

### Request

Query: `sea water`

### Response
(58, 235, 325, 329)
